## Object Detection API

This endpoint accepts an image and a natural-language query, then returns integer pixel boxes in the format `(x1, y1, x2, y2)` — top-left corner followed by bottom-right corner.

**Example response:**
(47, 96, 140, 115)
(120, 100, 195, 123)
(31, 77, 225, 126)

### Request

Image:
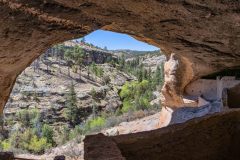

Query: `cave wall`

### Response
(114, 109, 240, 160)
(85, 109, 240, 160)
(0, 0, 240, 112)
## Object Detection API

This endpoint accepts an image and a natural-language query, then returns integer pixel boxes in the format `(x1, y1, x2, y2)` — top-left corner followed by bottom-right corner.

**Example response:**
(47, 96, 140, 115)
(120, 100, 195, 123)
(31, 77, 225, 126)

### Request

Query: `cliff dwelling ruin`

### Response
(0, 0, 240, 160)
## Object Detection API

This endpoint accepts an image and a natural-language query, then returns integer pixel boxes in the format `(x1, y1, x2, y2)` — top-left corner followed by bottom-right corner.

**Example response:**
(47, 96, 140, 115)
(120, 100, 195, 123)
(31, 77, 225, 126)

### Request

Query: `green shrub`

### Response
(28, 135, 50, 154)
(16, 109, 30, 126)
(16, 108, 40, 127)
(4, 116, 15, 126)
(119, 82, 131, 99)
(18, 128, 35, 150)
(3, 125, 54, 154)
(85, 116, 106, 133)
(119, 80, 152, 113)
(90, 63, 104, 77)
(1, 140, 11, 151)
(90, 117, 105, 129)
(8, 129, 21, 149)
(121, 100, 135, 113)
(135, 96, 150, 110)
(42, 124, 54, 145)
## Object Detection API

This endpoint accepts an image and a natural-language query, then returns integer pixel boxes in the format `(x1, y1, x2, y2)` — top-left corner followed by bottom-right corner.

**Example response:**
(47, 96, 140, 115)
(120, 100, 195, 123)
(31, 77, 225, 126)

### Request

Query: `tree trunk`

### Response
(68, 67, 70, 77)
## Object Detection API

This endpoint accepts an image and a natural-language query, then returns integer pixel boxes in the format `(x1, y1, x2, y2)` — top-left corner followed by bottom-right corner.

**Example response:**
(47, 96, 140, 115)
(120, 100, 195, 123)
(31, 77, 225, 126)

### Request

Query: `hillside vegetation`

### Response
(0, 40, 165, 157)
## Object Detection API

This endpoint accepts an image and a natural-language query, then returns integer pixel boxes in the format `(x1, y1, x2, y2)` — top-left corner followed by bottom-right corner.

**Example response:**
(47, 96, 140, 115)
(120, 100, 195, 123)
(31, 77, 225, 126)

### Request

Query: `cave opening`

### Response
(1, 30, 165, 159)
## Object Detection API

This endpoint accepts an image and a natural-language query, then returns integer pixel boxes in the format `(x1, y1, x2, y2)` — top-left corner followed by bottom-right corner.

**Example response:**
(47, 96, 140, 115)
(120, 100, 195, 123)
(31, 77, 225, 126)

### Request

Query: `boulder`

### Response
(54, 155, 65, 160)
(0, 152, 14, 160)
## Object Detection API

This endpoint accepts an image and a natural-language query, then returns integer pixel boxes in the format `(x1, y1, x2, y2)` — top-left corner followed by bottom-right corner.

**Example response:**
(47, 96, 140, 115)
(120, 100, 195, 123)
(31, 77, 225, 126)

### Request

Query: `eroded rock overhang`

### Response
(0, 0, 239, 112)
(85, 109, 240, 160)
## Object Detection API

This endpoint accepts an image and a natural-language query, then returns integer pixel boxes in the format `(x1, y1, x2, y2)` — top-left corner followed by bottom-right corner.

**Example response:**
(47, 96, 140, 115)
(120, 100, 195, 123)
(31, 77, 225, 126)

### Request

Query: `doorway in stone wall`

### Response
(227, 84, 240, 108)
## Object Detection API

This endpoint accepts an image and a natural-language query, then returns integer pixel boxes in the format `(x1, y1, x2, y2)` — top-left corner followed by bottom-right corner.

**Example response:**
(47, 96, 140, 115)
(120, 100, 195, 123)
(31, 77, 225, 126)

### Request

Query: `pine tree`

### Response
(138, 69, 143, 82)
(148, 67, 152, 80)
(154, 64, 164, 87)
(74, 46, 85, 79)
(119, 54, 125, 70)
(65, 82, 78, 126)
(42, 124, 54, 145)
(143, 68, 148, 80)
(64, 49, 73, 77)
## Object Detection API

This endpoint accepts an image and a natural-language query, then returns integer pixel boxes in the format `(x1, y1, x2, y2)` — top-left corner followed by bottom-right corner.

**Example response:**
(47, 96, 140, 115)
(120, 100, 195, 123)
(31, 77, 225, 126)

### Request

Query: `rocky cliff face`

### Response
(63, 41, 118, 64)
(0, 1, 239, 112)
(4, 51, 134, 129)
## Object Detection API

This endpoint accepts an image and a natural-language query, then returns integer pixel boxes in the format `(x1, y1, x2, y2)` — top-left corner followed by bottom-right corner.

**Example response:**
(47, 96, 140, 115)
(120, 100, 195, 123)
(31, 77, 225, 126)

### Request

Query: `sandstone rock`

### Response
(182, 98, 198, 107)
(161, 53, 194, 108)
(84, 133, 126, 160)
(105, 99, 122, 112)
(104, 127, 119, 136)
(85, 109, 240, 160)
(142, 55, 166, 71)
(104, 112, 163, 135)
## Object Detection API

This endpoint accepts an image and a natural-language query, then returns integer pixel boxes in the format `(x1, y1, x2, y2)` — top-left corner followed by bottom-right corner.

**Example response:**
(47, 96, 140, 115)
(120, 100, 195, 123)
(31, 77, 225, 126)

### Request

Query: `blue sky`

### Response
(81, 30, 159, 51)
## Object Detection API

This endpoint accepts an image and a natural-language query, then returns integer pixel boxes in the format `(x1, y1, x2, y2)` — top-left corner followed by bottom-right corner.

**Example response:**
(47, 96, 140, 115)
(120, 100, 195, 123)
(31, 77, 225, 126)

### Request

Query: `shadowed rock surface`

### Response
(84, 134, 126, 160)
(0, 152, 14, 160)
(0, 0, 240, 111)
(85, 109, 240, 160)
